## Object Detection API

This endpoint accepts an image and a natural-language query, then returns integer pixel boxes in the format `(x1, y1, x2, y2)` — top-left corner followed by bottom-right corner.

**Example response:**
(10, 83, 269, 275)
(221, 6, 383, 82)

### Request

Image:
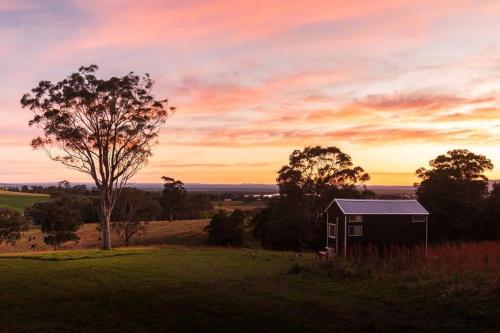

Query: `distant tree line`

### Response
(6, 181, 98, 197)
(19, 176, 214, 248)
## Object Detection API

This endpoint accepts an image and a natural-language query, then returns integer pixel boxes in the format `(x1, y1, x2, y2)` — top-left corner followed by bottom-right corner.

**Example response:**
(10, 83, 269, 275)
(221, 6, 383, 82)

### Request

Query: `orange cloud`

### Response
(436, 107, 500, 122)
(160, 123, 496, 148)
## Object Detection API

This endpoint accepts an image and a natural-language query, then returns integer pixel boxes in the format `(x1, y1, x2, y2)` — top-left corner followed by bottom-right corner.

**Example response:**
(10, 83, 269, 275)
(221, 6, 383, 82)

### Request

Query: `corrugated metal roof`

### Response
(330, 199, 429, 215)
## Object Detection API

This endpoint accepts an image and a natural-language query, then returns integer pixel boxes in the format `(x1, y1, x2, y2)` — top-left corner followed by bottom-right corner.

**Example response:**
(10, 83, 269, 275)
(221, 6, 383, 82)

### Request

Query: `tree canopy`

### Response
(255, 146, 371, 250)
(277, 146, 369, 193)
(416, 149, 493, 241)
(416, 149, 493, 182)
(21, 65, 173, 249)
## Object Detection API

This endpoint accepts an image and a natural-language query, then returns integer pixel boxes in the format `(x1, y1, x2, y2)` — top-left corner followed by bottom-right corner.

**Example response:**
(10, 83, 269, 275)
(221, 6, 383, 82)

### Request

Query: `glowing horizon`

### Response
(1, 1, 499, 186)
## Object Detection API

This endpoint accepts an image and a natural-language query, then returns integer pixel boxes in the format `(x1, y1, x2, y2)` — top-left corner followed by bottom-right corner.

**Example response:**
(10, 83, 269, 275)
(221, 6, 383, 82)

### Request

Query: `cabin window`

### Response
(328, 223, 336, 238)
(348, 225, 363, 237)
(412, 215, 426, 223)
(348, 215, 363, 223)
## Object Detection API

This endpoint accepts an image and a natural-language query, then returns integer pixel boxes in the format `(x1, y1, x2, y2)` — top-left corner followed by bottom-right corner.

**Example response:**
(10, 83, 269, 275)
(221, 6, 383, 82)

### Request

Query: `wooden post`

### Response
(425, 215, 428, 255)
(344, 215, 347, 257)
(335, 217, 339, 255)
(326, 211, 329, 249)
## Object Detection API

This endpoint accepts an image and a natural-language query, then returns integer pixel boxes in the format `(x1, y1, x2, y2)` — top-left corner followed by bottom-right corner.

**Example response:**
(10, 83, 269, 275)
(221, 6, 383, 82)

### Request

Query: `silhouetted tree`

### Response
(416, 149, 493, 241)
(0, 208, 29, 246)
(250, 205, 274, 242)
(25, 197, 84, 249)
(482, 183, 500, 240)
(111, 188, 162, 245)
(254, 146, 370, 250)
(160, 176, 187, 221)
(21, 65, 174, 249)
(205, 209, 246, 246)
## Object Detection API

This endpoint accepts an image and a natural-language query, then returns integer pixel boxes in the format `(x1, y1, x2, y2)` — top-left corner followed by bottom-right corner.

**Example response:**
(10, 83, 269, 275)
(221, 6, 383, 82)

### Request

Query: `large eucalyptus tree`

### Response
(21, 65, 174, 249)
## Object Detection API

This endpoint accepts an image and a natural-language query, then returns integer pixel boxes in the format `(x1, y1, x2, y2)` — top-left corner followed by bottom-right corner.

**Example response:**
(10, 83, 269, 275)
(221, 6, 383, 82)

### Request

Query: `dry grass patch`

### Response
(1, 219, 209, 253)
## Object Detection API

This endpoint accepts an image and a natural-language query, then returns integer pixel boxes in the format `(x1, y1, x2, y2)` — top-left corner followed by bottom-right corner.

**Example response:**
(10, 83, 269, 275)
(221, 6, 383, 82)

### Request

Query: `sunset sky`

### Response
(1, 0, 499, 185)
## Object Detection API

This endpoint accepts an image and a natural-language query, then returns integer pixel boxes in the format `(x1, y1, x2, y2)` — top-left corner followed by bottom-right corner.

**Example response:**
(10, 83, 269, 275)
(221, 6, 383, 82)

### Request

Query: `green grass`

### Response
(0, 247, 498, 332)
(0, 191, 49, 212)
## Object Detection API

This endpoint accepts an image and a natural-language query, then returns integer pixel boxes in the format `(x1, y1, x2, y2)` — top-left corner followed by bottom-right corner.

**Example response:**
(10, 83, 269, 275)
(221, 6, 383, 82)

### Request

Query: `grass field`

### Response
(3, 219, 210, 252)
(0, 246, 498, 332)
(0, 190, 49, 212)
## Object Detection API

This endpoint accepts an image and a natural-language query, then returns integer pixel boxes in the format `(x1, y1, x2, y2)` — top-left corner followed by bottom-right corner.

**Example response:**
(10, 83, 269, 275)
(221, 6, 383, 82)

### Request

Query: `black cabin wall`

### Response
(326, 205, 426, 249)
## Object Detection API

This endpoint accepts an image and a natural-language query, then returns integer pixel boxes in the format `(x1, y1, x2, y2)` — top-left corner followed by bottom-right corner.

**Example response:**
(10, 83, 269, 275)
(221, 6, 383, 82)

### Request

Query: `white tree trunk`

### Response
(100, 191, 113, 250)
(101, 212, 112, 250)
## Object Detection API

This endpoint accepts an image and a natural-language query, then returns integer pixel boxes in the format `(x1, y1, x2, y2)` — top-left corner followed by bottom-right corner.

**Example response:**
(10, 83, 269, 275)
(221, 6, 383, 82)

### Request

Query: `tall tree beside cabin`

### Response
(252, 146, 371, 250)
(21, 65, 174, 249)
(416, 149, 493, 241)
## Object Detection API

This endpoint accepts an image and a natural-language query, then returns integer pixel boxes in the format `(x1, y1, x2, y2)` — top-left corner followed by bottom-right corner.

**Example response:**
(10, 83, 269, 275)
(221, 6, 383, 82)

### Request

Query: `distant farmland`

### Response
(0, 190, 49, 212)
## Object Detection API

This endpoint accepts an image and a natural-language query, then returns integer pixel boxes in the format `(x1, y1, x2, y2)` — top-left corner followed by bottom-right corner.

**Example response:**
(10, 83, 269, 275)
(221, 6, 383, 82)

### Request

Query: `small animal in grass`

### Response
(30, 244, 37, 251)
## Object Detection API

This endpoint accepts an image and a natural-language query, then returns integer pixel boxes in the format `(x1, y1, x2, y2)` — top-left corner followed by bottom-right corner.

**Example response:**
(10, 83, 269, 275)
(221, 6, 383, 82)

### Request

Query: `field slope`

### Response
(0, 190, 49, 212)
(0, 247, 497, 332)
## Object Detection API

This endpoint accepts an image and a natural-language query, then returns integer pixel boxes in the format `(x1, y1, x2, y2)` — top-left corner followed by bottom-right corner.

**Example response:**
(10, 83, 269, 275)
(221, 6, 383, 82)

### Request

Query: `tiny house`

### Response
(324, 199, 429, 256)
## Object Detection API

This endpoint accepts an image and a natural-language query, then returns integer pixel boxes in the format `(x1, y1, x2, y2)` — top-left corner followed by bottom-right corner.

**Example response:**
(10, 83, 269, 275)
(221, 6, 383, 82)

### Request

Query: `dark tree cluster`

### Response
(251, 146, 372, 251)
(0, 208, 29, 247)
(25, 197, 85, 249)
(416, 149, 499, 242)
(205, 209, 246, 247)
(160, 177, 214, 220)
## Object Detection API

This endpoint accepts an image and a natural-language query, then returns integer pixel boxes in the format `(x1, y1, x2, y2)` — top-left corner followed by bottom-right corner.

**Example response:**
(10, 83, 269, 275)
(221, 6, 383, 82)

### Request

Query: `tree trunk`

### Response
(101, 213, 112, 250)
(99, 192, 113, 250)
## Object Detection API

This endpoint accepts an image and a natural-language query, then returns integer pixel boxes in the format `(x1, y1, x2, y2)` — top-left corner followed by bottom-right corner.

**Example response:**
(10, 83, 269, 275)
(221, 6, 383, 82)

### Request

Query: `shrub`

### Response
(0, 207, 29, 246)
(205, 209, 246, 247)
(25, 197, 84, 249)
